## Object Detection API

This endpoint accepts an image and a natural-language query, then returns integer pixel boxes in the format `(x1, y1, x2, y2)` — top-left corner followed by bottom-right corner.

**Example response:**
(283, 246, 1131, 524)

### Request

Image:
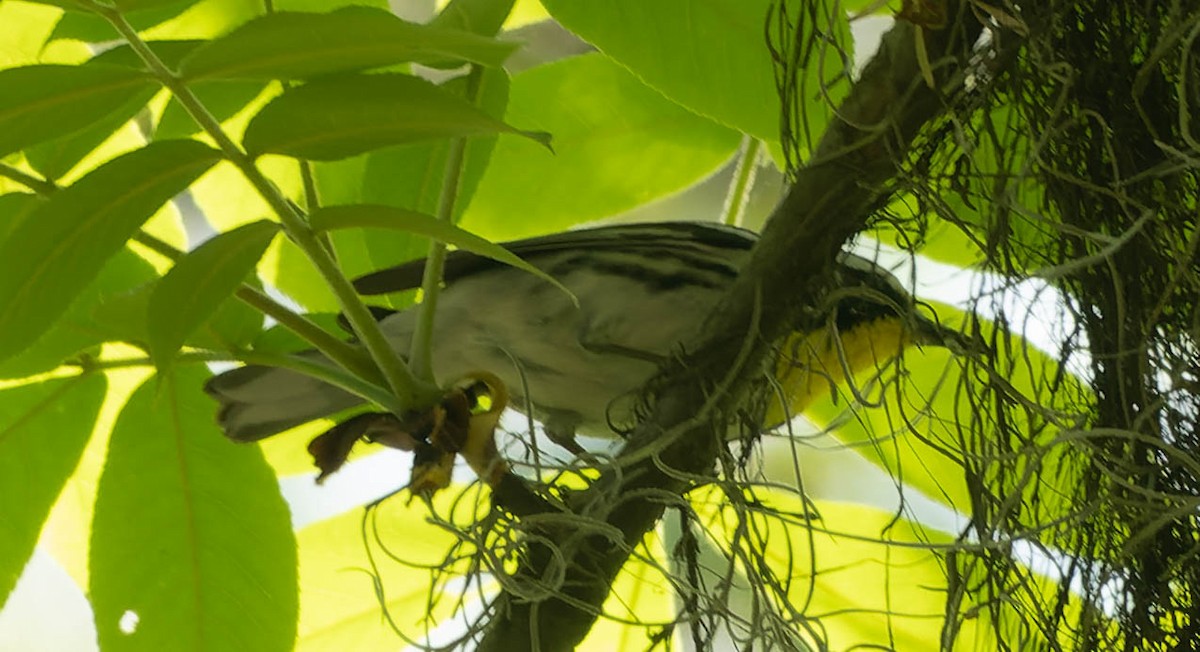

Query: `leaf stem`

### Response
(0, 157, 377, 381)
(721, 136, 761, 228)
(72, 349, 402, 413)
(92, 2, 438, 409)
(129, 230, 376, 379)
(0, 161, 58, 195)
(407, 67, 481, 382)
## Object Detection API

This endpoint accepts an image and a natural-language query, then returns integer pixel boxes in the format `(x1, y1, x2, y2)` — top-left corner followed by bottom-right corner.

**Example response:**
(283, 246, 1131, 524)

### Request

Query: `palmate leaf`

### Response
(90, 368, 296, 652)
(0, 141, 221, 364)
(242, 73, 549, 161)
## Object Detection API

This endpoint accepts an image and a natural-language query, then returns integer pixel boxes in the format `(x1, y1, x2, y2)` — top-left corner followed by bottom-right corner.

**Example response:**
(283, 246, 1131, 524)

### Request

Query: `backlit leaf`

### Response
(0, 140, 221, 364)
(242, 73, 549, 161)
(181, 6, 516, 81)
(148, 221, 277, 368)
(0, 65, 157, 158)
(0, 374, 106, 609)
(90, 368, 297, 652)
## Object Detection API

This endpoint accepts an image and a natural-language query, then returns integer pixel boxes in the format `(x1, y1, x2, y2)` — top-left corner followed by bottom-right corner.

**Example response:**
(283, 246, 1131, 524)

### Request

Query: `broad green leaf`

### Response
(0, 193, 39, 246)
(692, 490, 1014, 649)
(24, 85, 159, 181)
(0, 65, 157, 158)
(507, 0, 549, 28)
(578, 531, 673, 651)
(800, 308, 1092, 533)
(148, 221, 278, 368)
(90, 368, 297, 652)
(540, 0, 851, 142)
(0, 374, 106, 610)
(34, 356, 151, 590)
(0, 249, 159, 379)
(294, 492, 485, 650)
(311, 204, 575, 303)
(462, 53, 741, 238)
(181, 6, 516, 81)
(242, 73, 549, 161)
(430, 0, 515, 36)
(0, 140, 221, 364)
(844, 0, 900, 14)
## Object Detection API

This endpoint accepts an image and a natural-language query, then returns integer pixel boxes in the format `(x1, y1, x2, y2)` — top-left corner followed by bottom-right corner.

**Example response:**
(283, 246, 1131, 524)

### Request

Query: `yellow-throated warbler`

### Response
(205, 222, 953, 451)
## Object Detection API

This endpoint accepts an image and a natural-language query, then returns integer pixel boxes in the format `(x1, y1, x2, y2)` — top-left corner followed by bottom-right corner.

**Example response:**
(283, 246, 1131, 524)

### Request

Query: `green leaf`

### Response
(0, 140, 221, 365)
(242, 73, 549, 161)
(0, 374, 106, 610)
(0, 249, 159, 379)
(88, 274, 263, 353)
(799, 305, 1091, 530)
(34, 0, 199, 15)
(311, 204, 576, 303)
(843, 0, 900, 14)
(90, 368, 297, 652)
(0, 64, 158, 158)
(0, 193, 39, 246)
(187, 281, 266, 352)
(539, 0, 851, 141)
(110, 0, 202, 12)
(87, 282, 154, 348)
(181, 6, 516, 81)
(271, 68, 511, 310)
(48, 0, 200, 45)
(293, 492, 488, 650)
(430, 0, 515, 36)
(148, 221, 277, 368)
(462, 53, 741, 238)
(24, 84, 159, 181)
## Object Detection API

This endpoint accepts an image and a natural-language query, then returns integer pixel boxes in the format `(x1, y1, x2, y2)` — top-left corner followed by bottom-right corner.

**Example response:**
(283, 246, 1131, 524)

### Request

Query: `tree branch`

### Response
(477, 8, 983, 651)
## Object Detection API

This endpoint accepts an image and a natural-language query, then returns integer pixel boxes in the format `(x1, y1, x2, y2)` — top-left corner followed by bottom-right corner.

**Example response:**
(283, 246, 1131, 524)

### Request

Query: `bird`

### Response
(204, 221, 957, 455)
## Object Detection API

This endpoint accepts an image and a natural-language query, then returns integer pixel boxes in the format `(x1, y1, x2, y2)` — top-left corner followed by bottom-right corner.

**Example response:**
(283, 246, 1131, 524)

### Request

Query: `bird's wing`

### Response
(351, 221, 757, 296)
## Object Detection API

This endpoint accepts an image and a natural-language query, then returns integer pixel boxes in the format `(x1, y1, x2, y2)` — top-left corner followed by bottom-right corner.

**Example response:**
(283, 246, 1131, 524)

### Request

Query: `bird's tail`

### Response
(204, 352, 363, 442)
